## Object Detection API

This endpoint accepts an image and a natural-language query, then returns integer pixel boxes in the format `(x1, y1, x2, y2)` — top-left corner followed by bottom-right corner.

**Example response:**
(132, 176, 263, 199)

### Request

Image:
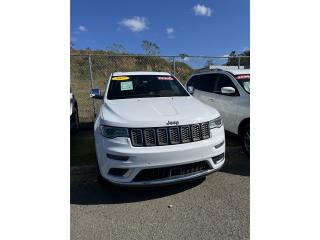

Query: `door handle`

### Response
(208, 98, 215, 102)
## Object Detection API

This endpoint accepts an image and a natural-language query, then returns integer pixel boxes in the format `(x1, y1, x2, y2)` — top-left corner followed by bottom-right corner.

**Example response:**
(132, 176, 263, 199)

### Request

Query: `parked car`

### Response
(70, 90, 80, 133)
(90, 71, 225, 186)
(186, 69, 250, 156)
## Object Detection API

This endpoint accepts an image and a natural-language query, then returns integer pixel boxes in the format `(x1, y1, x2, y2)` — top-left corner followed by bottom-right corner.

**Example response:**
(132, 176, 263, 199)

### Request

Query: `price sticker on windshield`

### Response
(158, 76, 174, 80)
(120, 81, 133, 91)
(112, 76, 130, 81)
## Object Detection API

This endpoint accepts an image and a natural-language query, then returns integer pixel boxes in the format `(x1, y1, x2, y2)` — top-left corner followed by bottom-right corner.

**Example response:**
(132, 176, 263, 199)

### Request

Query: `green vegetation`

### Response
(225, 49, 250, 67)
(141, 40, 160, 55)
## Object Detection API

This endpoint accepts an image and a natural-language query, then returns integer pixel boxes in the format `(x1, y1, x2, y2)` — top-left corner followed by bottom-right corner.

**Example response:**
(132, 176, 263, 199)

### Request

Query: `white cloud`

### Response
(222, 54, 229, 57)
(166, 27, 174, 38)
(78, 25, 88, 32)
(243, 47, 250, 51)
(193, 4, 212, 17)
(119, 16, 148, 32)
(166, 28, 174, 34)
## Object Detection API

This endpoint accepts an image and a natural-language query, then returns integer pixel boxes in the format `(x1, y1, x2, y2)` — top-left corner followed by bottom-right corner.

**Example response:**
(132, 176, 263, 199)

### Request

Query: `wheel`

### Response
(241, 123, 250, 157)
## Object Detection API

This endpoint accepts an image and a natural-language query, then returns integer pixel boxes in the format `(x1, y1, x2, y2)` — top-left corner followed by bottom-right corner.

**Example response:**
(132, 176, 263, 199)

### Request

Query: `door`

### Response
(211, 74, 240, 133)
(189, 74, 220, 108)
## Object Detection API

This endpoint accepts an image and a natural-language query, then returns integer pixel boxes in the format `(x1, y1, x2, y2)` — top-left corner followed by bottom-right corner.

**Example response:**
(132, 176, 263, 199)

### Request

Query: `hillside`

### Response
(70, 50, 195, 122)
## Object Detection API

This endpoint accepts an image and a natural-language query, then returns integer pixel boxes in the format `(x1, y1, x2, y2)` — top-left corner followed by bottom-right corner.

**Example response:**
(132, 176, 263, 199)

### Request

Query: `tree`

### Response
(179, 53, 189, 59)
(70, 42, 75, 50)
(141, 40, 160, 55)
(239, 49, 250, 67)
(106, 43, 127, 54)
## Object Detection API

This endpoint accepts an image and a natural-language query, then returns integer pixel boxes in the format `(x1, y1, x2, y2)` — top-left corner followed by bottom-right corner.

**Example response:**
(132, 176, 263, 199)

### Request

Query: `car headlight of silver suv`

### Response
(100, 125, 129, 138)
(209, 117, 223, 129)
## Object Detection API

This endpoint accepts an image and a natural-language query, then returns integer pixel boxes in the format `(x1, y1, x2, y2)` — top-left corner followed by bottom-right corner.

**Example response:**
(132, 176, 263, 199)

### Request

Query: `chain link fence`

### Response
(70, 54, 250, 123)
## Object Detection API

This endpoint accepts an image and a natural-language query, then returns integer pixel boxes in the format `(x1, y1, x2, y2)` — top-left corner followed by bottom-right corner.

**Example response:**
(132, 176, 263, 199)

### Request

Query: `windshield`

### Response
(107, 75, 189, 100)
(235, 74, 250, 94)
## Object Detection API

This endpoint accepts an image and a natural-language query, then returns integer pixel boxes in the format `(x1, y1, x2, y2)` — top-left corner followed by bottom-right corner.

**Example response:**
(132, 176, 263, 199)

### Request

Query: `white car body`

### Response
(186, 69, 250, 155)
(92, 71, 225, 186)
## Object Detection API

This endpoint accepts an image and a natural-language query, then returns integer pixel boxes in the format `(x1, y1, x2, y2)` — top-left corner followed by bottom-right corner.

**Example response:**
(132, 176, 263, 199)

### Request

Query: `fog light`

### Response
(107, 153, 129, 161)
(212, 153, 224, 164)
(108, 168, 128, 176)
(214, 141, 224, 149)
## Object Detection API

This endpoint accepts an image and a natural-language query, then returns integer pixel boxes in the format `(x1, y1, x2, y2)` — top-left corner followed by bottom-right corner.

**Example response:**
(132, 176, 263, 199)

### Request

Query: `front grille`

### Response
(129, 121, 211, 147)
(133, 161, 211, 182)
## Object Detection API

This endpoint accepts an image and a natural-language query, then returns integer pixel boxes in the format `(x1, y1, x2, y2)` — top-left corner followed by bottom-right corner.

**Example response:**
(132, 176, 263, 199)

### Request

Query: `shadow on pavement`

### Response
(222, 132, 250, 177)
(71, 174, 204, 205)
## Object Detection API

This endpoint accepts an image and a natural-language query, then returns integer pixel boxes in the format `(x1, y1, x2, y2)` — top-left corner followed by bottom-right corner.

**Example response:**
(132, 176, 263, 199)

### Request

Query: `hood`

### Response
(100, 96, 220, 128)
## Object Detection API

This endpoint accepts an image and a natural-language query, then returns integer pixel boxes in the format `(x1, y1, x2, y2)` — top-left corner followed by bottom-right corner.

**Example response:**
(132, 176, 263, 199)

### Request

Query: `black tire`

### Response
(71, 110, 80, 134)
(241, 123, 250, 157)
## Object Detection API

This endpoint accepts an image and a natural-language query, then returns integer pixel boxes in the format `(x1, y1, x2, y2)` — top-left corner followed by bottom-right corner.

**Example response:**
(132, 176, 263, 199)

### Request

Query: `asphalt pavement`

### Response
(71, 133, 250, 240)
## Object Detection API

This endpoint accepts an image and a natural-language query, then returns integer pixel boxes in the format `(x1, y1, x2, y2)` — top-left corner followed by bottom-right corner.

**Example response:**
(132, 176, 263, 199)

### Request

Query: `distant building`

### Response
(209, 65, 245, 70)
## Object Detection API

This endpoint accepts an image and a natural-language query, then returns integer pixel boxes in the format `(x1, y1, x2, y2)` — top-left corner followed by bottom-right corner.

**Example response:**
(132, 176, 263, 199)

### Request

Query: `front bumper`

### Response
(94, 126, 225, 186)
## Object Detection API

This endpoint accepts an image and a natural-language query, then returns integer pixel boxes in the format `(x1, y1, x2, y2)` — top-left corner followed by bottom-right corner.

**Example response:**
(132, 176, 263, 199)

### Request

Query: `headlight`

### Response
(100, 125, 129, 139)
(209, 117, 223, 129)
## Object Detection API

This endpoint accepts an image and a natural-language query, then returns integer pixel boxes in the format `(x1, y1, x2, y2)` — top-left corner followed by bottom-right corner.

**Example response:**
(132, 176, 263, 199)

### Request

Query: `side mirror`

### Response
(187, 86, 194, 95)
(90, 88, 103, 99)
(221, 86, 236, 95)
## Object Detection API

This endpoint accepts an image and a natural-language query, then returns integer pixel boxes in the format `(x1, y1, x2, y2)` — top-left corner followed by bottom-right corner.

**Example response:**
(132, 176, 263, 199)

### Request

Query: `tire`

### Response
(71, 109, 80, 134)
(241, 122, 250, 157)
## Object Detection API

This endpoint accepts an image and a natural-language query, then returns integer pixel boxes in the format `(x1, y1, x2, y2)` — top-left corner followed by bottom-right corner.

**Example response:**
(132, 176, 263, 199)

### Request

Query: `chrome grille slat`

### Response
(180, 126, 191, 143)
(169, 127, 180, 144)
(157, 128, 168, 145)
(130, 121, 210, 147)
(191, 124, 201, 141)
(144, 129, 156, 146)
(131, 129, 143, 147)
(201, 122, 210, 139)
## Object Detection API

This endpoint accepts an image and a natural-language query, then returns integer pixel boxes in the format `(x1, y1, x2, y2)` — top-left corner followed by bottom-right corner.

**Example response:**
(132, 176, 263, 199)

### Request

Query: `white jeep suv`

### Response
(186, 69, 250, 156)
(90, 71, 225, 186)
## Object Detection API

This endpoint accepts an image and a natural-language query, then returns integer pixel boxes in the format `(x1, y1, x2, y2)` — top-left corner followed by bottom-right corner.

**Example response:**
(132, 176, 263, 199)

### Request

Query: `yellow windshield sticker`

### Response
(112, 76, 129, 81)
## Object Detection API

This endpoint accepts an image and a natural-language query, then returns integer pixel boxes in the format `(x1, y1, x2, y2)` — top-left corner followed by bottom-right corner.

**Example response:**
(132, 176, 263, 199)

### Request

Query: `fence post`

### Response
(173, 56, 176, 75)
(88, 55, 96, 119)
(238, 56, 241, 69)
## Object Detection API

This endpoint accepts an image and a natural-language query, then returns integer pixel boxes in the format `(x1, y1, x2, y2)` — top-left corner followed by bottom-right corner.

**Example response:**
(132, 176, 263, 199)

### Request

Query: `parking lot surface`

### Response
(71, 133, 249, 240)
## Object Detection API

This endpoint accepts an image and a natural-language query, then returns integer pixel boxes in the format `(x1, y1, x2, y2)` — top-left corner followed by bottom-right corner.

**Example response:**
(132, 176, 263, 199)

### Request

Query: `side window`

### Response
(187, 76, 198, 88)
(195, 74, 219, 92)
(213, 74, 239, 95)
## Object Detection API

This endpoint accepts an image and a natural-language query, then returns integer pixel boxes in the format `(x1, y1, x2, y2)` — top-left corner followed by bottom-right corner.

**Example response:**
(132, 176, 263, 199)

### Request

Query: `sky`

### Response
(71, 0, 250, 57)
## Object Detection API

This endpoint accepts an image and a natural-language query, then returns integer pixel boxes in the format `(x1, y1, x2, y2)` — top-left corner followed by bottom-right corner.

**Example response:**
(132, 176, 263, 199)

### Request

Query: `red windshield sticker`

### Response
(235, 75, 250, 80)
(158, 76, 174, 80)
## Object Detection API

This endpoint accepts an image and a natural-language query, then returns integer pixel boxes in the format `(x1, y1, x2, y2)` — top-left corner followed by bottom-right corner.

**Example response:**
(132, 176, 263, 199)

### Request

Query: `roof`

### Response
(192, 68, 250, 77)
(225, 69, 250, 75)
(113, 71, 171, 76)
